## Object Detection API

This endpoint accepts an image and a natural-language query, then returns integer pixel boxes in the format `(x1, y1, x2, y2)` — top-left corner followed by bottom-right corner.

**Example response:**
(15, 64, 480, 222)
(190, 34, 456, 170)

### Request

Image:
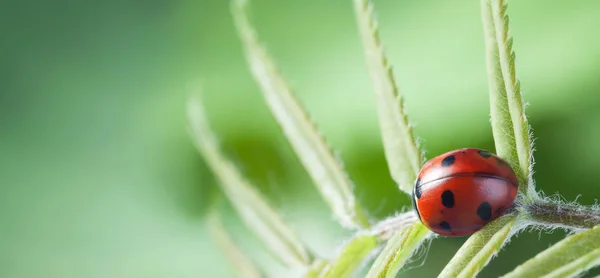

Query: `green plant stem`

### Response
(526, 202, 600, 230)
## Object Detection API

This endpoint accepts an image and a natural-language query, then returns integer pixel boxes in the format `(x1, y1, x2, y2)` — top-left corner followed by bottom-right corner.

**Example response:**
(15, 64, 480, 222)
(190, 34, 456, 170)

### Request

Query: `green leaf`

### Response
(319, 234, 378, 278)
(231, 0, 370, 230)
(366, 222, 431, 278)
(207, 209, 264, 278)
(438, 215, 517, 278)
(482, 0, 536, 198)
(187, 92, 312, 268)
(502, 225, 600, 278)
(352, 0, 422, 195)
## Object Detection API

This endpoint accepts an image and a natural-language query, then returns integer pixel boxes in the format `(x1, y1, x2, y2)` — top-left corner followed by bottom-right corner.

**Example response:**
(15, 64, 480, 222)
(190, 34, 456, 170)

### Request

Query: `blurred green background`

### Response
(2, 0, 600, 277)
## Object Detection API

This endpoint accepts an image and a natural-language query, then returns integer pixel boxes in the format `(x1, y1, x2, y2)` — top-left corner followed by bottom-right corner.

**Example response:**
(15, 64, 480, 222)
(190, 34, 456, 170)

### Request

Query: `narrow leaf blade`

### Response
(187, 93, 311, 268)
(482, 0, 536, 198)
(231, 0, 370, 229)
(490, 0, 535, 198)
(438, 215, 516, 278)
(366, 222, 431, 278)
(352, 0, 422, 195)
(502, 225, 600, 278)
(207, 210, 264, 278)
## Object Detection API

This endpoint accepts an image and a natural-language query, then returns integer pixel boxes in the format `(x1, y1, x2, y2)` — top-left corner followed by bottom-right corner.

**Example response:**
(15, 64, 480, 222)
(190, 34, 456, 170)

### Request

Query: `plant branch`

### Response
(526, 202, 600, 231)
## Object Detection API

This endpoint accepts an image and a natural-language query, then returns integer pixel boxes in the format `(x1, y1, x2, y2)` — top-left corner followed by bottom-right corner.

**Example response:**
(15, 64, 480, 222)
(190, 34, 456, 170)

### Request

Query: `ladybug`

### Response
(412, 148, 518, 236)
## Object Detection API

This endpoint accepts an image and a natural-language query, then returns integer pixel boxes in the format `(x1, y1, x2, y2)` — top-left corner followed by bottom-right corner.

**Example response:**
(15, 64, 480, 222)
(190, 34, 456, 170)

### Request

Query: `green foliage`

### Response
(188, 0, 600, 277)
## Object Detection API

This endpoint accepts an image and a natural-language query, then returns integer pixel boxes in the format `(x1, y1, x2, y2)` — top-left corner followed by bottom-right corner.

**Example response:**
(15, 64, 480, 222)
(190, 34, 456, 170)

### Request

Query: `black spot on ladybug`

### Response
(439, 221, 452, 232)
(441, 155, 456, 167)
(477, 150, 492, 158)
(414, 178, 422, 199)
(441, 190, 455, 208)
(412, 192, 422, 222)
(477, 201, 493, 221)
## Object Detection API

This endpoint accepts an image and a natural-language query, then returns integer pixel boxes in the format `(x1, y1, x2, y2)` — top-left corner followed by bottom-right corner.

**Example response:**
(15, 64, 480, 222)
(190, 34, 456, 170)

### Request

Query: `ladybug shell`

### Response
(412, 148, 518, 236)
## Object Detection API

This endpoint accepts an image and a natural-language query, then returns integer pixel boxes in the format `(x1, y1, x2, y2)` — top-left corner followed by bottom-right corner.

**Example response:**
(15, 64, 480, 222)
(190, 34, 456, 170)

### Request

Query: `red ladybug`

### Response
(412, 148, 518, 236)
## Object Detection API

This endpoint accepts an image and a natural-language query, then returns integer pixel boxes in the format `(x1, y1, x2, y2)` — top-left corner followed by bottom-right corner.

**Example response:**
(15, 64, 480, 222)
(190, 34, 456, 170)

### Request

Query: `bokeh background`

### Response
(2, 0, 600, 277)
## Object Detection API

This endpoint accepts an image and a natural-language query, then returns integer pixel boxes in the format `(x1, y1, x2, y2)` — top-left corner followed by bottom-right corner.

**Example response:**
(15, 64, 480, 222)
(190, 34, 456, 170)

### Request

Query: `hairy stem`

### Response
(367, 211, 419, 240)
(527, 202, 600, 231)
